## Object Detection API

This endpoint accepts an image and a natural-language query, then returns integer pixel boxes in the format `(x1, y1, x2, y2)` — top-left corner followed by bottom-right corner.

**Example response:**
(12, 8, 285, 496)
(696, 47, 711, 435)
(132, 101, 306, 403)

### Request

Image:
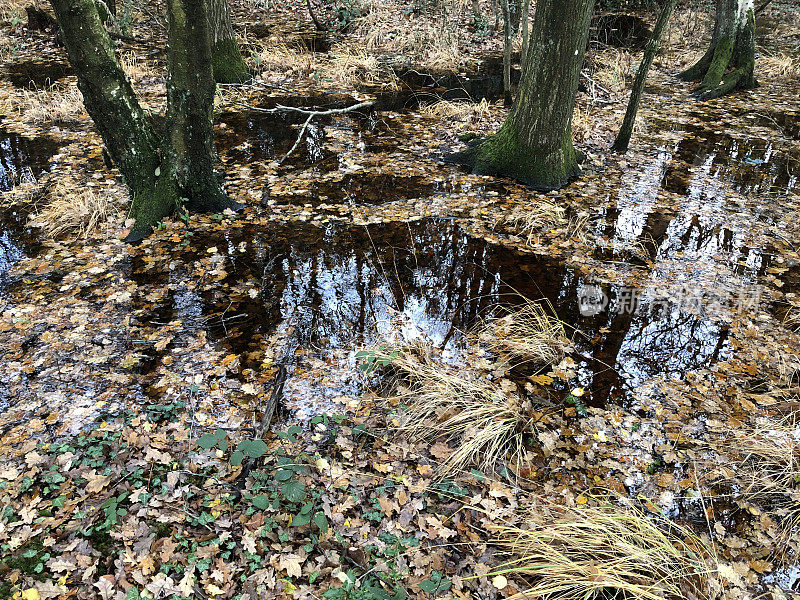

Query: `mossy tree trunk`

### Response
(679, 0, 757, 100)
(208, 0, 250, 83)
(165, 0, 239, 213)
(612, 0, 677, 153)
(448, 0, 595, 190)
(50, 0, 237, 242)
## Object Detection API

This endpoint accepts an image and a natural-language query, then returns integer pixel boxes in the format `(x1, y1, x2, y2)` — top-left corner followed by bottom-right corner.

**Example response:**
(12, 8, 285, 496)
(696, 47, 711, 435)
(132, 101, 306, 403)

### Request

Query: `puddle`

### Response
(269, 173, 508, 206)
(656, 120, 798, 195)
(3, 60, 72, 88)
(0, 130, 61, 292)
(763, 564, 800, 594)
(0, 130, 61, 191)
(134, 218, 739, 414)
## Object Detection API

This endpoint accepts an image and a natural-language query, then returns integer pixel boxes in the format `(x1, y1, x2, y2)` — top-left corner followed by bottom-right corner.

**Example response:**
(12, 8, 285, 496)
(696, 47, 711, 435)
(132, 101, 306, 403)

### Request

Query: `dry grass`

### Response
(16, 85, 85, 125)
(357, 3, 466, 71)
(254, 41, 394, 88)
(590, 48, 638, 94)
(120, 51, 159, 81)
(420, 98, 491, 123)
(391, 343, 541, 477)
(30, 178, 117, 239)
(484, 301, 567, 368)
(504, 202, 566, 245)
(725, 411, 800, 548)
(0, 0, 27, 25)
(391, 300, 565, 476)
(489, 499, 720, 600)
(759, 51, 800, 79)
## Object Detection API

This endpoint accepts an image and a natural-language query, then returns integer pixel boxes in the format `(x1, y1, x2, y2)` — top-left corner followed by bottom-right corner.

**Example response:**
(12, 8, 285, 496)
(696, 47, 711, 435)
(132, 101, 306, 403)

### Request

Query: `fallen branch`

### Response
(232, 100, 374, 163)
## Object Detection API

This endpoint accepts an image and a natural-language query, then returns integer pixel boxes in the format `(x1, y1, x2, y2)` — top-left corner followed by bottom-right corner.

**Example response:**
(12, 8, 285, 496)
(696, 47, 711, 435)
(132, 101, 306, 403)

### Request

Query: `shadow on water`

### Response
(3, 60, 72, 88)
(134, 219, 737, 409)
(0, 130, 62, 291)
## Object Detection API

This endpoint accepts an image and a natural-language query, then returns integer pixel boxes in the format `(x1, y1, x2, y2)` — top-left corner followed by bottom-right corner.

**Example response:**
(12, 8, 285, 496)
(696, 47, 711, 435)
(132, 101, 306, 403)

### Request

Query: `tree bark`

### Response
(49, 0, 174, 242)
(612, 0, 677, 153)
(448, 0, 595, 190)
(521, 0, 530, 70)
(500, 0, 512, 104)
(679, 0, 757, 100)
(51, 0, 239, 242)
(208, 0, 250, 83)
(165, 0, 239, 213)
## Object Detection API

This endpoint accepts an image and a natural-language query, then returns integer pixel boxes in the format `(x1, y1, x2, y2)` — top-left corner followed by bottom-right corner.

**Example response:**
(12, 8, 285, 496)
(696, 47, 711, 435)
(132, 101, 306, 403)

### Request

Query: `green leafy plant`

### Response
(419, 571, 451, 595)
(356, 345, 400, 374)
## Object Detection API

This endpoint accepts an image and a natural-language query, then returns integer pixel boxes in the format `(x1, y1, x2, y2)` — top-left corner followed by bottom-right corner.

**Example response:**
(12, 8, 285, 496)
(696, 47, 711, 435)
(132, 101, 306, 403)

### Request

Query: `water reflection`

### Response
(137, 219, 740, 406)
(0, 131, 61, 292)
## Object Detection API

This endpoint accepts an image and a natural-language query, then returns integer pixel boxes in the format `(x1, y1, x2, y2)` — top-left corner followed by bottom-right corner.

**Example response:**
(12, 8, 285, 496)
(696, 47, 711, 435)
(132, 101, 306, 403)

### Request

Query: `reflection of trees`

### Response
(0, 133, 59, 191)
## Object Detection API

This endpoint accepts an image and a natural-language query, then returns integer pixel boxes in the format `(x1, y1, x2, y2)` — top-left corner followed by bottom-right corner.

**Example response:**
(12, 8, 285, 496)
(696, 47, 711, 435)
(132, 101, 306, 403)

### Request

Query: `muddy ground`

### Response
(0, 1, 799, 599)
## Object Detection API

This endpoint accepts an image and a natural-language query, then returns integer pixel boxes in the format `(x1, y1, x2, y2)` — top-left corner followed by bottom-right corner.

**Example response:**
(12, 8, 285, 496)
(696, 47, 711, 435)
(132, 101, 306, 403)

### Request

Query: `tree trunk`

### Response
(49, 0, 174, 241)
(679, 0, 757, 100)
(521, 0, 530, 70)
(500, 0, 512, 104)
(51, 0, 239, 242)
(448, 0, 595, 190)
(165, 0, 239, 213)
(612, 0, 677, 153)
(208, 0, 250, 83)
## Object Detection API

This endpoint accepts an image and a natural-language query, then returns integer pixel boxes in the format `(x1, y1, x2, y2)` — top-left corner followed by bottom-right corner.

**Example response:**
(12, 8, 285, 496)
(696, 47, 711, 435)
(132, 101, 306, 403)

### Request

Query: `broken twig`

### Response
(232, 101, 375, 163)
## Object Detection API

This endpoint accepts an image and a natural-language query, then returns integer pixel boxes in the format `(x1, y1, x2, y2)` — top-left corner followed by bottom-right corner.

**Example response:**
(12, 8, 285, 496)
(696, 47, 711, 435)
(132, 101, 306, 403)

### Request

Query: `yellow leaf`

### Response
(21, 590, 40, 600)
(576, 495, 588, 505)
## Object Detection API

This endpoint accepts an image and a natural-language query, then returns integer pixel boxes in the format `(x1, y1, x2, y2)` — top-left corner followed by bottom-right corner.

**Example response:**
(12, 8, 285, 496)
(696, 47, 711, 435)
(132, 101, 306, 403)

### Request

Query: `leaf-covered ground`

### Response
(0, 1, 799, 600)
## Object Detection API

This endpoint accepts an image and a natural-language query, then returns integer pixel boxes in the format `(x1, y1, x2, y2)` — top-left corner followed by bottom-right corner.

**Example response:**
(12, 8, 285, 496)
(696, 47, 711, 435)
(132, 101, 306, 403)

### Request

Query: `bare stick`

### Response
(231, 100, 375, 164)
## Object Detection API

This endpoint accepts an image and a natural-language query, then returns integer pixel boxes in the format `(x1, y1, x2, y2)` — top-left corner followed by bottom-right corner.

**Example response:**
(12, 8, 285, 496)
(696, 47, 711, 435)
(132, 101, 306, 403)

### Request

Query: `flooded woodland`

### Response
(0, 1, 799, 599)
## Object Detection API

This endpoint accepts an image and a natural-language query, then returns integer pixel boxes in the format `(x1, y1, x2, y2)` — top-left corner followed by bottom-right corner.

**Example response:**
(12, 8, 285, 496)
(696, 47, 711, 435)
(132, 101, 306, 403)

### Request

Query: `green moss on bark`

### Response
(452, 120, 580, 191)
(211, 38, 250, 84)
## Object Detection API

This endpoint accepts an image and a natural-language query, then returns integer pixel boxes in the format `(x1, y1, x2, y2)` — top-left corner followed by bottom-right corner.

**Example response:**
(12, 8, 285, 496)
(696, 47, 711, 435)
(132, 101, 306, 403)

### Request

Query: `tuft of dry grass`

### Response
(0, 0, 27, 25)
(31, 178, 117, 239)
(589, 48, 638, 93)
(17, 85, 85, 125)
(759, 51, 800, 79)
(489, 498, 720, 600)
(725, 411, 800, 548)
(484, 301, 567, 367)
(420, 98, 491, 122)
(356, 3, 466, 71)
(504, 203, 566, 246)
(254, 41, 394, 88)
(391, 343, 542, 477)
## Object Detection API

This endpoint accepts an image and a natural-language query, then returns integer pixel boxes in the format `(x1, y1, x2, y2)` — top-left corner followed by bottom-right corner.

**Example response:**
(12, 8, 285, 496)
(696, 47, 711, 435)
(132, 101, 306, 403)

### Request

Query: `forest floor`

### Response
(0, 1, 799, 600)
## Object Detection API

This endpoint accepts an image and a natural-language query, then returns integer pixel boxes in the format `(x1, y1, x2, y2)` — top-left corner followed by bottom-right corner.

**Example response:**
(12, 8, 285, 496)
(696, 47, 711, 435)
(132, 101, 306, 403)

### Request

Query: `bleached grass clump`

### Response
(392, 302, 564, 476)
(392, 344, 539, 477)
(255, 42, 315, 76)
(504, 203, 566, 246)
(357, 4, 466, 71)
(484, 300, 567, 367)
(589, 48, 637, 93)
(759, 52, 800, 79)
(727, 411, 800, 546)
(31, 179, 117, 238)
(420, 98, 491, 123)
(254, 42, 394, 88)
(19, 85, 85, 125)
(490, 500, 720, 600)
(326, 45, 396, 87)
